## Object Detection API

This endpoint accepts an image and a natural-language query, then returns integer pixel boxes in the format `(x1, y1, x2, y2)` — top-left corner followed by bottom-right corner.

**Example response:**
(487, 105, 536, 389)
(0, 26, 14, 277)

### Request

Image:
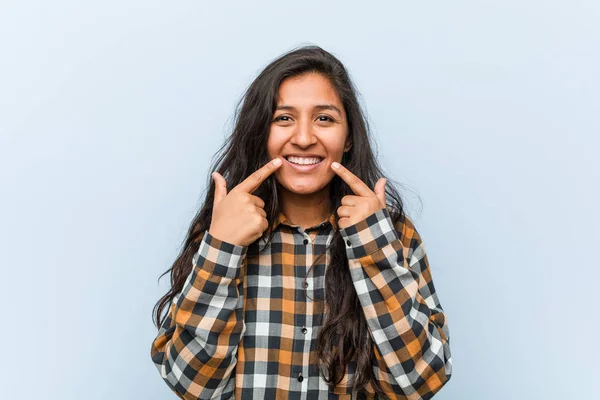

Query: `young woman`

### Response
(151, 45, 452, 399)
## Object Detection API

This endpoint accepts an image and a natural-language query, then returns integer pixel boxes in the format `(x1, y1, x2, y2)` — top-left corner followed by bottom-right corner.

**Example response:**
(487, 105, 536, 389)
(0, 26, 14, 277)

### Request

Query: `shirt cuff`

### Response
(339, 207, 400, 260)
(192, 230, 248, 279)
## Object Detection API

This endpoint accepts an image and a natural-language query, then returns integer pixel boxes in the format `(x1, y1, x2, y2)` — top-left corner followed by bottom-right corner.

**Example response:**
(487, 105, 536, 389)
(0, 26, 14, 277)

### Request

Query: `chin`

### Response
(280, 179, 327, 195)
(288, 188, 319, 195)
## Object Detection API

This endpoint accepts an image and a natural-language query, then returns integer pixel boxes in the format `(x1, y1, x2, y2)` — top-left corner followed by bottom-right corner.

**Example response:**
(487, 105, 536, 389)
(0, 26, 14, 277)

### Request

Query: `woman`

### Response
(151, 45, 452, 399)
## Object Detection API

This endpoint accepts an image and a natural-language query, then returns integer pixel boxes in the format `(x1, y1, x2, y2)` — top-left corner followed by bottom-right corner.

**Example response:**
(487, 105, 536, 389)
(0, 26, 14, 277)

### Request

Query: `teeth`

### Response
(286, 156, 323, 165)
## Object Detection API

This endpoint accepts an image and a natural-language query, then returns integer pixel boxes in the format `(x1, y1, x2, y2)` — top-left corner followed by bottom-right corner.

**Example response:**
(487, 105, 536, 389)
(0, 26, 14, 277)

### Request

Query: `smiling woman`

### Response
(150, 44, 452, 399)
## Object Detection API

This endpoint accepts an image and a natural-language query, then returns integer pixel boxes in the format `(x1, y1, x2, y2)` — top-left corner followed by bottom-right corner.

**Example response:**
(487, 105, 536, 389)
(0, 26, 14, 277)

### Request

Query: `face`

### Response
(267, 72, 352, 195)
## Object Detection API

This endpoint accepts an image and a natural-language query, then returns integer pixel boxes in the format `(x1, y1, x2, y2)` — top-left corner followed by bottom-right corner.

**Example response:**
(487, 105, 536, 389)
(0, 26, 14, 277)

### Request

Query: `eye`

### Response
(273, 115, 291, 122)
(318, 115, 335, 122)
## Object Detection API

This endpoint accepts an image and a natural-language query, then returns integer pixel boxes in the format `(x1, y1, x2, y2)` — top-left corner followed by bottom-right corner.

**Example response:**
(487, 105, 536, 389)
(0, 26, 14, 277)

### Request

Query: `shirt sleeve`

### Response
(150, 230, 248, 399)
(339, 207, 452, 399)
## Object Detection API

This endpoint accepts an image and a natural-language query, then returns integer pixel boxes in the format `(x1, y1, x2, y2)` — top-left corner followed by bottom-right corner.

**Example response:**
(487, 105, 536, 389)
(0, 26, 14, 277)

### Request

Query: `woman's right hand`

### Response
(208, 157, 283, 247)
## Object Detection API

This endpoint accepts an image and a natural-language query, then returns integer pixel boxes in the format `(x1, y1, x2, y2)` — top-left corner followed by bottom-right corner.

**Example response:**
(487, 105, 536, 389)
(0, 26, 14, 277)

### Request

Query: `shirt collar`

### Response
(270, 210, 338, 232)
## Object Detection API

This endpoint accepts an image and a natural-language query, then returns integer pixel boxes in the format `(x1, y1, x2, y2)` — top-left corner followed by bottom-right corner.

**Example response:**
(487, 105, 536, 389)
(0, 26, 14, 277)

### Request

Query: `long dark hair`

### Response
(152, 44, 411, 396)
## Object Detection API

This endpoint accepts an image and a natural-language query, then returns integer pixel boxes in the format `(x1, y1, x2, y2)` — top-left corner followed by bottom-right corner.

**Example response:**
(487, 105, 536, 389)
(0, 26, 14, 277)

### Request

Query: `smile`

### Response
(284, 156, 324, 172)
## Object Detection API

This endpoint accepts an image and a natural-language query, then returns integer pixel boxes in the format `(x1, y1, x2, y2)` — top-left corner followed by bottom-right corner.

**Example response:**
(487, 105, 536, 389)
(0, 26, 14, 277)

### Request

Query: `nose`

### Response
(289, 118, 317, 147)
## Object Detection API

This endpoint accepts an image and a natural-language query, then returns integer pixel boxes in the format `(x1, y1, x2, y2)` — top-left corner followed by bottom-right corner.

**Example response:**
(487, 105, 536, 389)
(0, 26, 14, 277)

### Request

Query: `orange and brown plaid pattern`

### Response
(151, 207, 452, 399)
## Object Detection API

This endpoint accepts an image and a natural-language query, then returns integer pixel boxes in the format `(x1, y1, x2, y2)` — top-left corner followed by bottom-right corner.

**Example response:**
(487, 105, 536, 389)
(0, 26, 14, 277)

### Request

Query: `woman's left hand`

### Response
(331, 161, 387, 230)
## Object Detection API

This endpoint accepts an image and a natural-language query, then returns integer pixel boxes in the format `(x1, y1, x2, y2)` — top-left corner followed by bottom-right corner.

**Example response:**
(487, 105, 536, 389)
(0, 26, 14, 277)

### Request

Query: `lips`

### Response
(284, 157, 324, 172)
(284, 154, 325, 159)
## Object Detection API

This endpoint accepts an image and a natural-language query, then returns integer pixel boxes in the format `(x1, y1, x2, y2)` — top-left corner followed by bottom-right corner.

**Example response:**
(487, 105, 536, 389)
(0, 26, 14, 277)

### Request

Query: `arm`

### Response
(339, 208, 452, 399)
(150, 231, 248, 399)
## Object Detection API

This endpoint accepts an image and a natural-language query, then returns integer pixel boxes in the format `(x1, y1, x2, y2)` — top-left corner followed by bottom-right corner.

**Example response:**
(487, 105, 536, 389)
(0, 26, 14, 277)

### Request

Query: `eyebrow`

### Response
(275, 104, 342, 115)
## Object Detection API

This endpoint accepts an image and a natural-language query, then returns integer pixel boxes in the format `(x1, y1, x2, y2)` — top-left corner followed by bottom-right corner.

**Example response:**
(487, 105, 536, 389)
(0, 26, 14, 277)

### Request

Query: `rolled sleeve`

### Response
(193, 230, 248, 280)
(339, 207, 400, 260)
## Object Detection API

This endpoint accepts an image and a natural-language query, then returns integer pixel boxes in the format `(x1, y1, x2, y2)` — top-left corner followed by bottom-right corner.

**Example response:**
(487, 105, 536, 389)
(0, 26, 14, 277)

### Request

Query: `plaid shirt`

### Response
(151, 207, 452, 399)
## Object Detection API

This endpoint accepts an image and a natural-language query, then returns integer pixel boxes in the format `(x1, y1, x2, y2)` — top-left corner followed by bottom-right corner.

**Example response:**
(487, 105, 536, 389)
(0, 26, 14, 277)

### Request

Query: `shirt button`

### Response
(302, 281, 308, 288)
(346, 240, 351, 246)
(297, 373, 304, 382)
(303, 239, 309, 245)
(301, 326, 308, 334)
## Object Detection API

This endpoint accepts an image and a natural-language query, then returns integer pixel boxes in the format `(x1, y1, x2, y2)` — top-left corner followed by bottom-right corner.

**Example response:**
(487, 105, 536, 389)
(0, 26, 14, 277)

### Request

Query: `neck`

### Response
(278, 184, 332, 230)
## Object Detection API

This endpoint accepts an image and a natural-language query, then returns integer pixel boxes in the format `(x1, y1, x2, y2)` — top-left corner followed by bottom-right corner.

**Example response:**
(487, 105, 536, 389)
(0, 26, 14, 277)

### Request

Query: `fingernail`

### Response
(332, 162, 340, 169)
(273, 158, 282, 166)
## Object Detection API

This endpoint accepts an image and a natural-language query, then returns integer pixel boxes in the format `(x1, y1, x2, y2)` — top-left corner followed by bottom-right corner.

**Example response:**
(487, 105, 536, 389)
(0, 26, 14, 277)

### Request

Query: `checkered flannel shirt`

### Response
(151, 207, 452, 399)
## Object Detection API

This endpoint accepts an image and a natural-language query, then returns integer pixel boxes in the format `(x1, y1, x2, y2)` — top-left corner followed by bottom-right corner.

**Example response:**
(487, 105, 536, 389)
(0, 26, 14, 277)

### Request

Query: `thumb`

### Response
(374, 177, 387, 207)
(212, 172, 228, 205)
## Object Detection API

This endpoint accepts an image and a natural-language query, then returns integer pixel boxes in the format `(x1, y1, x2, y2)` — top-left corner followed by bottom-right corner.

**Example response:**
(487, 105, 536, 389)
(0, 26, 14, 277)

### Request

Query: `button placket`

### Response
(302, 233, 312, 293)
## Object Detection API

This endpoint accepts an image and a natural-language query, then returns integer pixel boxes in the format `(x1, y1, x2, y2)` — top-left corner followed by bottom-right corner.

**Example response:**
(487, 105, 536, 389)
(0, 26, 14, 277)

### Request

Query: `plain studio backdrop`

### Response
(1, 1, 598, 399)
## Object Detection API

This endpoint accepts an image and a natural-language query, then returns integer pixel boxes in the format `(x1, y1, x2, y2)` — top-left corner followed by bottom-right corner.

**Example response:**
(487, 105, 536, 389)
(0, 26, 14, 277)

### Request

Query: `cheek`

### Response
(322, 140, 346, 157)
(266, 130, 285, 157)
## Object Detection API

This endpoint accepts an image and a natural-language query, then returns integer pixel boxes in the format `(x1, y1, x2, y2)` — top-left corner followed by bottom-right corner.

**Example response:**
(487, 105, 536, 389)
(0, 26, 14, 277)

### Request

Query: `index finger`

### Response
(234, 158, 283, 193)
(331, 162, 373, 197)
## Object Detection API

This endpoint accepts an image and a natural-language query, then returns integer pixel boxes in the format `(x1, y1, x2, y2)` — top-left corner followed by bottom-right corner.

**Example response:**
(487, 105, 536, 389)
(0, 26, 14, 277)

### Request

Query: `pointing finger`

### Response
(331, 161, 373, 197)
(234, 157, 283, 194)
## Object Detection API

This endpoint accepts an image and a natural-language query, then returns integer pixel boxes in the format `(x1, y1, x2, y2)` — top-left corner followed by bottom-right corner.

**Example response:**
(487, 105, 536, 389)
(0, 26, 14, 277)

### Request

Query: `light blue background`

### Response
(1, 1, 598, 399)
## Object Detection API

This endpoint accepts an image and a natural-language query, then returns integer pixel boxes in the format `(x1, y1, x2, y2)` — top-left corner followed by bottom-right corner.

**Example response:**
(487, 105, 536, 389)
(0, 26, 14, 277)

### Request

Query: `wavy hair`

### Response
(152, 44, 411, 396)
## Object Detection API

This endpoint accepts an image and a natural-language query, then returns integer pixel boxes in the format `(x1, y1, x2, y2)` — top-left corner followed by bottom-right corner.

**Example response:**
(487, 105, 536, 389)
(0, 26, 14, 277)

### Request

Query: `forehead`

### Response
(276, 73, 342, 107)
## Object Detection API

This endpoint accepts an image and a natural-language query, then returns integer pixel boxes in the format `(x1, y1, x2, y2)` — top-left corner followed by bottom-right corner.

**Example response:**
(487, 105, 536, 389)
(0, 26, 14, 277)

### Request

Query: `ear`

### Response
(344, 138, 352, 152)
